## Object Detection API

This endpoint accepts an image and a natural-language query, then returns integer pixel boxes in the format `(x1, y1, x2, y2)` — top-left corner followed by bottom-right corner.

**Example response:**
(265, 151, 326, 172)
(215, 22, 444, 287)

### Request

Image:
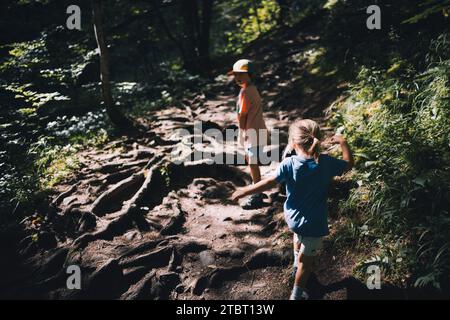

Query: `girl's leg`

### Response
(290, 236, 322, 300)
(293, 234, 300, 269)
(294, 252, 314, 288)
(290, 252, 314, 300)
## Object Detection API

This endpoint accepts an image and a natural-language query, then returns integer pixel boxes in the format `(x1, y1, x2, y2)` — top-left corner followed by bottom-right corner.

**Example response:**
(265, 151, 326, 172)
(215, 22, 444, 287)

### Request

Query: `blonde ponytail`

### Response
(287, 119, 322, 162)
(308, 137, 320, 160)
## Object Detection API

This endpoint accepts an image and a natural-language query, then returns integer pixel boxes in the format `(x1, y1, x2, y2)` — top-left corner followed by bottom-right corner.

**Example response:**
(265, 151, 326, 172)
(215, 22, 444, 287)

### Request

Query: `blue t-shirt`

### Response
(275, 154, 348, 237)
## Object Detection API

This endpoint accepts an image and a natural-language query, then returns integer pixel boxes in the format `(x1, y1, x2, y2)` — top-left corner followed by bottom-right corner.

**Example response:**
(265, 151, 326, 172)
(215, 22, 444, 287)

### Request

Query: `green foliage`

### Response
(331, 33, 450, 288)
(122, 62, 207, 117)
(0, 39, 49, 82)
(225, 0, 280, 53)
(4, 83, 70, 110)
(160, 165, 171, 188)
(1, 0, 449, 294)
(0, 110, 111, 224)
(321, 0, 450, 81)
(32, 128, 108, 189)
(402, 0, 450, 24)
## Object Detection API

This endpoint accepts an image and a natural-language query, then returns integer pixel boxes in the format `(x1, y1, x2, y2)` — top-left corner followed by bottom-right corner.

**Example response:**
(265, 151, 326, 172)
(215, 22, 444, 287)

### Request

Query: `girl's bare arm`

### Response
(231, 176, 278, 201)
(331, 135, 354, 171)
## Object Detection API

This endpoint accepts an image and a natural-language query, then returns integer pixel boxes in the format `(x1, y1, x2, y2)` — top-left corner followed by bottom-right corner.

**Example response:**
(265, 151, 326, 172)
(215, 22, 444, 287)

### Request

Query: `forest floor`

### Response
(0, 79, 366, 300)
(1, 20, 418, 300)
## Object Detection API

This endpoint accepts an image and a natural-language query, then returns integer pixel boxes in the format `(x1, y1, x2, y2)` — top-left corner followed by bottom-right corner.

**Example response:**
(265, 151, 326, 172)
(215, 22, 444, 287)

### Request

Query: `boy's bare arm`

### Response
(238, 90, 251, 129)
(238, 113, 247, 129)
(331, 135, 354, 171)
(231, 177, 277, 201)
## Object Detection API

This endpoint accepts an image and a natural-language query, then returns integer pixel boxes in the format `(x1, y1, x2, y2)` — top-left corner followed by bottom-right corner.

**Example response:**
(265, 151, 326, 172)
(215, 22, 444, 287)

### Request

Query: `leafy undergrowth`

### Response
(0, 111, 112, 228)
(328, 34, 450, 290)
(1, 0, 449, 299)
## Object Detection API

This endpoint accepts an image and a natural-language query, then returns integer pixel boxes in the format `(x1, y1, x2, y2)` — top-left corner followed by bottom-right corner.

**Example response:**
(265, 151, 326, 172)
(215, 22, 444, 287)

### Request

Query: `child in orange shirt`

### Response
(228, 59, 268, 209)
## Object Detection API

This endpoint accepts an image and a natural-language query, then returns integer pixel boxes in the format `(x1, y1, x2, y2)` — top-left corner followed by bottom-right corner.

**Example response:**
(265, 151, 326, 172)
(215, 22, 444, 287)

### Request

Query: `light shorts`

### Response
(245, 145, 263, 165)
(294, 233, 323, 256)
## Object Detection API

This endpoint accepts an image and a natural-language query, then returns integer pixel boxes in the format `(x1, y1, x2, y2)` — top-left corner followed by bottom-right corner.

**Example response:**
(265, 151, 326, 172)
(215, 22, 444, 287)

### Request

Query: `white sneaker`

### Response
(289, 290, 309, 300)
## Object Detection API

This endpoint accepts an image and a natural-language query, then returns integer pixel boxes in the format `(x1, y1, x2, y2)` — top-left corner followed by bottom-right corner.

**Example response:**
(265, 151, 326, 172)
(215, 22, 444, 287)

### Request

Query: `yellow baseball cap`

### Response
(227, 59, 253, 75)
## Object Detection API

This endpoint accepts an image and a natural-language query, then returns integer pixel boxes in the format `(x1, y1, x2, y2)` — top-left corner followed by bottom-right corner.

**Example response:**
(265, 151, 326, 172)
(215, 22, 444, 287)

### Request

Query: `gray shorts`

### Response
(294, 233, 323, 256)
(245, 145, 264, 165)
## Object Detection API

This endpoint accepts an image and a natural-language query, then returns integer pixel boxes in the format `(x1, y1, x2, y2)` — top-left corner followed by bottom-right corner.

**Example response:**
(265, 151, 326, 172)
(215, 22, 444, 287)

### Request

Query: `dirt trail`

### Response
(0, 77, 357, 300)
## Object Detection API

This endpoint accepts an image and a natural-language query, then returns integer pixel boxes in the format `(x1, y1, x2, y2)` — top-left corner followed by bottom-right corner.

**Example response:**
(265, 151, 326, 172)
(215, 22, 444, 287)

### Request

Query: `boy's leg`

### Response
(241, 150, 263, 209)
(243, 153, 261, 184)
(244, 147, 262, 183)
(249, 163, 261, 183)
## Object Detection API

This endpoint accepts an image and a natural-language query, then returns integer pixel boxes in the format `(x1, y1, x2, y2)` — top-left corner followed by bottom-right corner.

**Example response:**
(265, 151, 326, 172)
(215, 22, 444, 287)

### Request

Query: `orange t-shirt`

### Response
(236, 84, 267, 146)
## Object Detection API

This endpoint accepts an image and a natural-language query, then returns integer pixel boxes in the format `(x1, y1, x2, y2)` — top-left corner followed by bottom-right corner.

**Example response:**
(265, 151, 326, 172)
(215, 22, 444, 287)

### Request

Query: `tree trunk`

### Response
(198, 0, 213, 73)
(180, 0, 200, 73)
(92, 0, 134, 130)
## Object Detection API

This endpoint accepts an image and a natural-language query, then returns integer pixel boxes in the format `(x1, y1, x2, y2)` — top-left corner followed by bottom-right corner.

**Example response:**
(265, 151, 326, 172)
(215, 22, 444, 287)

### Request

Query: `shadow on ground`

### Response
(306, 273, 450, 300)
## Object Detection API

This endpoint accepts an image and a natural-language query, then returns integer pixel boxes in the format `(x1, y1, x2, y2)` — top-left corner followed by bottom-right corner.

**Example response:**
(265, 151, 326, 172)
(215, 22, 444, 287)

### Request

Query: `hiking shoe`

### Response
(289, 290, 309, 300)
(241, 193, 264, 210)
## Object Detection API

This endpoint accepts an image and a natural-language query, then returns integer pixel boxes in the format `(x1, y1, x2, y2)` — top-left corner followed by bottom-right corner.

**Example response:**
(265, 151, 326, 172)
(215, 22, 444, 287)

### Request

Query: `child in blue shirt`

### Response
(231, 119, 354, 300)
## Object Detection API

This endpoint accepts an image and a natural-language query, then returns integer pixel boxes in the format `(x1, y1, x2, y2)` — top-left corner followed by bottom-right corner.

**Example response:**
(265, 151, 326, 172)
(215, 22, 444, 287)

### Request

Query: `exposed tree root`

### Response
(52, 182, 81, 206)
(91, 173, 145, 216)
(101, 166, 141, 185)
(8, 103, 301, 300)
(192, 266, 245, 295)
(119, 246, 173, 269)
(82, 259, 126, 299)
(74, 167, 166, 248)
(244, 248, 290, 270)
(120, 270, 157, 300)
(95, 158, 149, 174)
(118, 238, 169, 258)
(123, 266, 153, 285)
(160, 203, 185, 235)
